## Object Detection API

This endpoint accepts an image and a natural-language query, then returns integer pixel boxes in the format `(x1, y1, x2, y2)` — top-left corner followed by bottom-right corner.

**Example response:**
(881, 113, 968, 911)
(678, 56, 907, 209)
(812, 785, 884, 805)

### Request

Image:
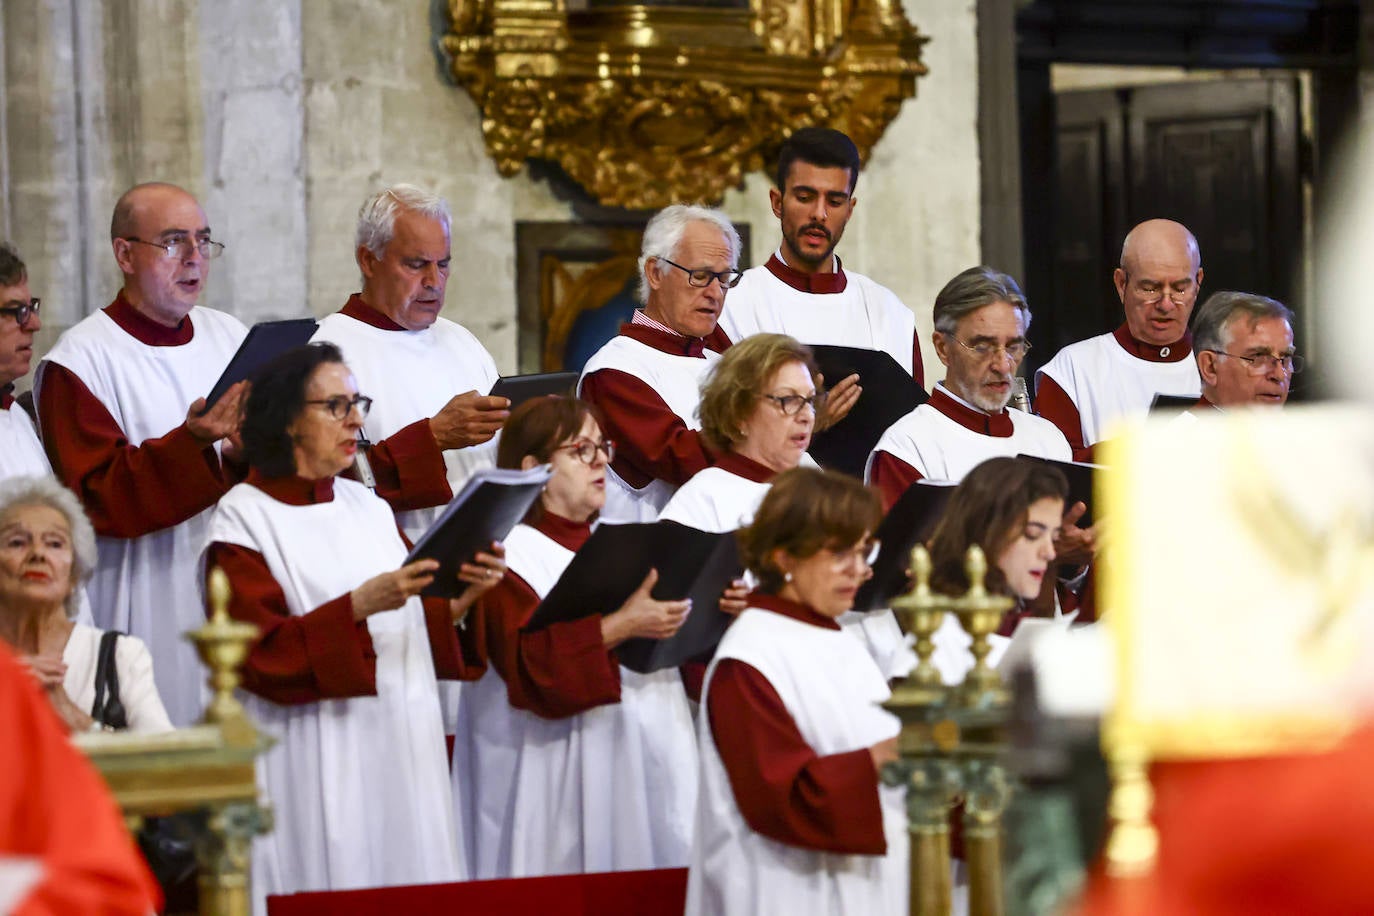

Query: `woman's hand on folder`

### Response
(600, 568, 691, 649)
(351, 559, 440, 619)
(449, 544, 508, 623)
(718, 578, 750, 616)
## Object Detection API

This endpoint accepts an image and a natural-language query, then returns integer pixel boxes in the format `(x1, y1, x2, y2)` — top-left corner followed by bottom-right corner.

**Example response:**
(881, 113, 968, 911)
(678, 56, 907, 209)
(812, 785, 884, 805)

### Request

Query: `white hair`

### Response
(0, 475, 97, 620)
(637, 205, 742, 303)
(355, 183, 452, 258)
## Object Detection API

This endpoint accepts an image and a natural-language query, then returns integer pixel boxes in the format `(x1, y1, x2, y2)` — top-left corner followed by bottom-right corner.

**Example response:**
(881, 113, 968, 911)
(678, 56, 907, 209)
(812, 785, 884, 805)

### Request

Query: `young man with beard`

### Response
(865, 267, 1071, 507)
(718, 127, 924, 394)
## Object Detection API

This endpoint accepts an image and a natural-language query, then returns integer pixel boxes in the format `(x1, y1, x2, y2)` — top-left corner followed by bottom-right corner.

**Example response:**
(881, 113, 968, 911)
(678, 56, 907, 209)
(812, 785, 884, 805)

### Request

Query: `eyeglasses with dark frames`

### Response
(305, 394, 373, 421)
(122, 236, 226, 260)
(556, 438, 616, 465)
(659, 258, 744, 290)
(760, 392, 821, 416)
(0, 297, 40, 329)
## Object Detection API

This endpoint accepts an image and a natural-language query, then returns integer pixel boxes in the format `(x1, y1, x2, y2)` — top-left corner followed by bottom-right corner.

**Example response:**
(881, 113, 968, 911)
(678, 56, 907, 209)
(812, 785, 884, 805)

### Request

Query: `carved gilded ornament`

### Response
(442, 0, 927, 208)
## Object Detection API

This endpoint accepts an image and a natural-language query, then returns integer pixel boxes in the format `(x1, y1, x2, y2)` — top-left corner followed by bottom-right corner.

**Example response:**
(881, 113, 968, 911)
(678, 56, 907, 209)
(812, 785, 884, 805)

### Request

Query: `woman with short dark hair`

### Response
(203, 342, 499, 912)
(686, 467, 907, 915)
(455, 394, 698, 879)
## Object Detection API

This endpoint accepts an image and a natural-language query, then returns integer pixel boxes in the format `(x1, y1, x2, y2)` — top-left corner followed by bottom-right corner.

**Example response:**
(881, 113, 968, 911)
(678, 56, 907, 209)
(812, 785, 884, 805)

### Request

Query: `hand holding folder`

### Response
(809, 345, 929, 478)
(405, 465, 553, 599)
(525, 520, 744, 673)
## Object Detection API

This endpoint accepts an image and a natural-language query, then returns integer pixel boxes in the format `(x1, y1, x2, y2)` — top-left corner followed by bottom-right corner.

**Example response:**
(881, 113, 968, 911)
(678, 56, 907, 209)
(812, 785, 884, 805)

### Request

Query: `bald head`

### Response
(109, 182, 213, 327)
(110, 183, 201, 241)
(1113, 219, 1204, 348)
(1119, 219, 1201, 274)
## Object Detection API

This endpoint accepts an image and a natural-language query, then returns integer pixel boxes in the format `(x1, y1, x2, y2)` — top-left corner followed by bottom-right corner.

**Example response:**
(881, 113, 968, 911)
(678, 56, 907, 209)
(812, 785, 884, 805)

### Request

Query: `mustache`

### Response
(800, 223, 832, 241)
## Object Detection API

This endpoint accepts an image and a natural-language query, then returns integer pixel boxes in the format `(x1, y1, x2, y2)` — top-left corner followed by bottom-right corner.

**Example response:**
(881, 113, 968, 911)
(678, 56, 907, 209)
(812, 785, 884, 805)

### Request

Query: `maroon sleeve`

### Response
(912, 330, 925, 391)
(39, 363, 231, 538)
(425, 594, 489, 682)
(1033, 375, 1094, 463)
(479, 574, 621, 719)
(707, 658, 886, 855)
(580, 368, 714, 489)
(868, 450, 921, 513)
(205, 541, 378, 704)
(354, 417, 453, 512)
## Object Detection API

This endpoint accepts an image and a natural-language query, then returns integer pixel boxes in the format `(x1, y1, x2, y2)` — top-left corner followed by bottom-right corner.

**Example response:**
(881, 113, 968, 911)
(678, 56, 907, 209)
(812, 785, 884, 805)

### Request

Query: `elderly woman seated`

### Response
(0, 474, 171, 733)
(202, 342, 500, 909)
(685, 466, 905, 915)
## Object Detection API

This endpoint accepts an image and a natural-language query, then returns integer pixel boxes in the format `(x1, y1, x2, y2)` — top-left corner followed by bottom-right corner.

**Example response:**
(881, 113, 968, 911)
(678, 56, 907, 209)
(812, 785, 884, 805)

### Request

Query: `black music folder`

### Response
(853, 479, 958, 612)
(524, 520, 743, 674)
(1150, 393, 1199, 412)
(489, 371, 580, 408)
(406, 464, 553, 599)
(808, 345, 929, 478)
(1015, 455, 1103, 528)
(206, 318, 319, 408)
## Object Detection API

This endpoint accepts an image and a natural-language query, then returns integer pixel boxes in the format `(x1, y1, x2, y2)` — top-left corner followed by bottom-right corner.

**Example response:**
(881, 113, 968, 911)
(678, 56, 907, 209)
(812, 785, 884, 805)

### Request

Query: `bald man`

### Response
(1035, 219, 1204, 460)
(36, 182, 248, 726)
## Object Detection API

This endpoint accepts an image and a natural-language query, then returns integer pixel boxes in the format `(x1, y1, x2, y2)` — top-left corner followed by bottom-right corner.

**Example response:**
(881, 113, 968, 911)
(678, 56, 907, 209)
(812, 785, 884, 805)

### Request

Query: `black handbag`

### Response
(91, 630, 200, 891)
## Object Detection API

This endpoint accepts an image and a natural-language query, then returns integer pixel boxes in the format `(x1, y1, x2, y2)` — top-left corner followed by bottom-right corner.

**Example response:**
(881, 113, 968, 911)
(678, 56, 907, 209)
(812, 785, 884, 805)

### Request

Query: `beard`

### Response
(963, 374, 1014, 414)
(783, 223, 837, 269)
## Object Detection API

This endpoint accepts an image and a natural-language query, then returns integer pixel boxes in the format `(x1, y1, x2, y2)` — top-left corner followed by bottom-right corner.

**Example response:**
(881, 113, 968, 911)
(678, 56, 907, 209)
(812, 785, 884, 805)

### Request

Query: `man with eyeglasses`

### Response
(35, 182, 248, 726)
(1035, 218, 1204, 461)
(0, 244, 50, 482)
(866, 267, 1073, 510)
(312, 184, 508, 543)
(579, 204, 741, 523)
(718, 127, 923, 402)
(1189, 290, 1299, 411)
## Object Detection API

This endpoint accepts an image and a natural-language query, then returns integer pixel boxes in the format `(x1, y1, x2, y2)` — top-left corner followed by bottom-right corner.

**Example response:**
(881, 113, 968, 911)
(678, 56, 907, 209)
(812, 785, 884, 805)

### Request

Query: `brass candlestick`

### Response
(889, 544, 948, 704)
(188, 567, 261, 746)
(954, 546, 1014, 709)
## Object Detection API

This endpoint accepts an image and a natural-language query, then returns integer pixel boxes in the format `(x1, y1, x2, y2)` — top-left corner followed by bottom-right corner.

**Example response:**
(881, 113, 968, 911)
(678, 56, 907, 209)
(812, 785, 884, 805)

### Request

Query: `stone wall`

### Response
(0, 0, 981, 382)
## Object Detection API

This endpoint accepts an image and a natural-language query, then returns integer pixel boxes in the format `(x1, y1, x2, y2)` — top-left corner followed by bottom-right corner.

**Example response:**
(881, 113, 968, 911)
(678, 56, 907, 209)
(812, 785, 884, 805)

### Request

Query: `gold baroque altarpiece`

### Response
(441, 0, 928, 209)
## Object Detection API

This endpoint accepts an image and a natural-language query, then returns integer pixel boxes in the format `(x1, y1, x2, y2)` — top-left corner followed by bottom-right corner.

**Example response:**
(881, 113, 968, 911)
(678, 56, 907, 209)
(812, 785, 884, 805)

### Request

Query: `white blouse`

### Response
(62, 623, 174, 733)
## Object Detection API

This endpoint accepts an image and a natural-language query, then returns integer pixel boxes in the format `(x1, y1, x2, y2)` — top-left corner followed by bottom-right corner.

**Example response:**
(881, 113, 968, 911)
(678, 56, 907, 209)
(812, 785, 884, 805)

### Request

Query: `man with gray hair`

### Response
(1035, 218, 1204, 460)
(312, 183, 510, 541)
(579, 204, 741, 523)
(1190, 290, 1300, 411)
(866, 266, 1071, 509)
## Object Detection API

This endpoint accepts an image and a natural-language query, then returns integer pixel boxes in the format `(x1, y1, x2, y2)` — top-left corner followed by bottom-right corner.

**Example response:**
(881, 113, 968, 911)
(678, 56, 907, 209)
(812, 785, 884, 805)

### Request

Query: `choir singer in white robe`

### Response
(686, 467, 906, 916)
(659, 333, 906, 681)
(453, 394, 699, 879)
(201, 343, 499, 915)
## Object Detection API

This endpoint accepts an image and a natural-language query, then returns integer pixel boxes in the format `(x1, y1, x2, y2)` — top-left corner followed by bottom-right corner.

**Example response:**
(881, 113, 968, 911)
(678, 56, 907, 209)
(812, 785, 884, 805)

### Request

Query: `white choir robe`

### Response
(1034, 325, 1201, 455)
(205, 479, 461, 915)
(718, 253, 921, 381)
(866, 384, 1072, 493)
(312, 299, 501, 542)
(659, 458, 911, 680)
(686, 601, 908, 915)
(37, 306, 246, 725)
(452, 521, 698, 878)
(578, 332, 720, 523)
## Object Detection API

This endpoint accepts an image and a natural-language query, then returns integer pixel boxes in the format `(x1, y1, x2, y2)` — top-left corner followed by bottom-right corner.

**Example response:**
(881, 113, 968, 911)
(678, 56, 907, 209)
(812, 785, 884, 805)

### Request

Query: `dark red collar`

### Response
(764, 253, 848, 294)
(748, 592, 842, 631)
(617, 322, 731, 359)
(0, 384, 13, 410)
(928, 385, 1013, 437)
(715, 450, 777, 483)
(1193, 395, 1221, 413)
(340, 293, 407, 331)
(1112, 323, 1192, 363)
(103, 291, 194, 346)
(247, 469, 335, 505)
(533, 510, 593, 553)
